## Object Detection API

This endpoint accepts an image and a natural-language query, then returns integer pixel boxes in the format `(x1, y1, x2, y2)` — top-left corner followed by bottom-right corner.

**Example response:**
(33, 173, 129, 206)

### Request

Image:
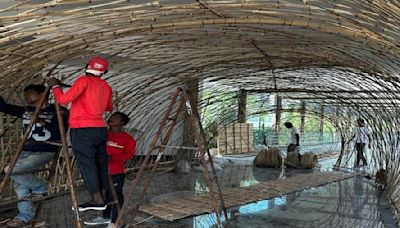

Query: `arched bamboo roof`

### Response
(0, 0, 399, 154)
(0, 0, 399, 135)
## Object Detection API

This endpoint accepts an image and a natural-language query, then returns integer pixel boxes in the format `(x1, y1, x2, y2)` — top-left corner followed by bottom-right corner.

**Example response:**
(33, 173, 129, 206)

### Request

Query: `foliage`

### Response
(201, 91, 336, 148)
(200, 89, 238, 148)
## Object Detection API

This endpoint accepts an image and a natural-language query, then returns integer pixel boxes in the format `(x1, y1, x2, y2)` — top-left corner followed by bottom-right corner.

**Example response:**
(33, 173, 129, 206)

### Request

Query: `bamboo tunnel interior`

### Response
(0, 1, 400, 227)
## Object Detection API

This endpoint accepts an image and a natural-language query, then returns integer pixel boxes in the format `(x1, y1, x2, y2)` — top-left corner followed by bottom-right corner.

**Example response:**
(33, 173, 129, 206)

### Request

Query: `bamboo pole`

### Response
(114, 88, 181, 227)
(54, 102, 82, 228)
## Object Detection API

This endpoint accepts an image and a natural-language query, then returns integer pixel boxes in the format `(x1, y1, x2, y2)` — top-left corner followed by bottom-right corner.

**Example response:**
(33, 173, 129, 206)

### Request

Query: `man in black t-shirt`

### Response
(0, 85, 68, 227)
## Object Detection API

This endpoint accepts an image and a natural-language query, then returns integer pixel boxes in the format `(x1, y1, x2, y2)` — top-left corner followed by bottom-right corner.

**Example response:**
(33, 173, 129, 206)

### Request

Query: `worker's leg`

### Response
(71, 128, 107, 210)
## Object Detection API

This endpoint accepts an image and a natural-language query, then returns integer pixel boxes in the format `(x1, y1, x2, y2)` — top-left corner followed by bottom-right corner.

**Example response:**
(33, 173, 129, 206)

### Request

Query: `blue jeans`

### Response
(4, 151, 54, 222)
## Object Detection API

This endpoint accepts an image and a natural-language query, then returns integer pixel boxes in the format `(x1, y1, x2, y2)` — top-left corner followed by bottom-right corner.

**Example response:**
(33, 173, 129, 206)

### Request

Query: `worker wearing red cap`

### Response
(47, 56, 113, 211)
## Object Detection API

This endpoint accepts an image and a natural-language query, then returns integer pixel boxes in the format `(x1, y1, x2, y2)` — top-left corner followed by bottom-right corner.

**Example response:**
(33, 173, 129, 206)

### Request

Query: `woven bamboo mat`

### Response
(139, 172, 354, 221)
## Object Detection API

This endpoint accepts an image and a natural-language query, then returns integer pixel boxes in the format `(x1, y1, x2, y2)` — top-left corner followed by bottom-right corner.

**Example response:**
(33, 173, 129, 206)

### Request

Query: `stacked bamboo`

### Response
(253, 148, 282, 168)
(300, 152, 318, 169)
(217, 123, 255, 155)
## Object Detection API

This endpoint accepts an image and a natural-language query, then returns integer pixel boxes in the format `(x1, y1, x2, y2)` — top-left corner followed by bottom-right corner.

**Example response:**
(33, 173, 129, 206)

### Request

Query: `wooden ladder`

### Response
(114, 85, 229, 227)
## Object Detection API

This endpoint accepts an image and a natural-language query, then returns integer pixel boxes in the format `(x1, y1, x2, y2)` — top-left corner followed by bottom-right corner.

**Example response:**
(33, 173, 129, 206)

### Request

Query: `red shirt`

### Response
(107, 131, 136, 174)
(53, 76, 112, 128)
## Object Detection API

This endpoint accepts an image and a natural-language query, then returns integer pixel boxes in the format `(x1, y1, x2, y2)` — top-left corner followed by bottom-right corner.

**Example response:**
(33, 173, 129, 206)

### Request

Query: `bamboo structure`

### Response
(0, 0, 399, 224)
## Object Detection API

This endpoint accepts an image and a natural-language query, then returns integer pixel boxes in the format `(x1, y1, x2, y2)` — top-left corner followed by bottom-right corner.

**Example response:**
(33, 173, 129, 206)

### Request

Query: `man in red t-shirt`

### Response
(47, 56, 113, 211)
(84, 112, 136, 227)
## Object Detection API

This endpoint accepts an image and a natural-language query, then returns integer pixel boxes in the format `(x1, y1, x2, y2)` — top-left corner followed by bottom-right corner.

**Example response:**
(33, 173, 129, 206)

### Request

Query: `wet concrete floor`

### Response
(0, 156, 398, 228)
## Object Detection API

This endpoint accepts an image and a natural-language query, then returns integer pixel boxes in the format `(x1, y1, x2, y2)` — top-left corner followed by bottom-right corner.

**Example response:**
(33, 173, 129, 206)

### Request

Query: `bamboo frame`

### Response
(0, 0, 399, 224)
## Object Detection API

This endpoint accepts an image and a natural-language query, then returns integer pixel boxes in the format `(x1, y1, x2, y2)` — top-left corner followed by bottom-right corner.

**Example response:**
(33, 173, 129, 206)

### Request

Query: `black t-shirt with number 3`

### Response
(0, 97, 68, 152)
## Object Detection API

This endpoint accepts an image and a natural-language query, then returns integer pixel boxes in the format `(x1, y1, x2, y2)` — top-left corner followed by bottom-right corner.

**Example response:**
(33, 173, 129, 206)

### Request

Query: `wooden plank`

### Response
(217, 123, 255, 154)
(139, 172, 354, 221)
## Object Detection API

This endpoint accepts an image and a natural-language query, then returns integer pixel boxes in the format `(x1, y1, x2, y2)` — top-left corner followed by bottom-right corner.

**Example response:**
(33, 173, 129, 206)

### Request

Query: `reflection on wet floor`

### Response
(144, 160, 397, 228)
(188, 176, 395, 228)
(0, 156, 397, 228)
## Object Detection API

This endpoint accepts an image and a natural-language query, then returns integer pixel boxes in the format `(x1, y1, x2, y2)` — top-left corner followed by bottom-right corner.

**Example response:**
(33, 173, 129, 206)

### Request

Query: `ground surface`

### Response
(0, 155, 397, 228)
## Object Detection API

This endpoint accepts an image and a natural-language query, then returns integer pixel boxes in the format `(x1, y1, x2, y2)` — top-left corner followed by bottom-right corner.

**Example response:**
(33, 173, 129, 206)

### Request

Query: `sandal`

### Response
(22, 192, 48, 201)
(6, 218, 30, 227)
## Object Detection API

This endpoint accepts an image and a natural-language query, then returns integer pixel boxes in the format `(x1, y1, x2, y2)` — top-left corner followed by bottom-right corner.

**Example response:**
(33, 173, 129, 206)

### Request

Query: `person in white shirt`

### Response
(350, 118, 371, 166)
(284, 122, 300, 153)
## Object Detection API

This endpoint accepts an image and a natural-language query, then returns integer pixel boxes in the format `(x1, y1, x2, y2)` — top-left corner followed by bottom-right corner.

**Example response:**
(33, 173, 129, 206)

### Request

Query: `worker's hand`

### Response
(46, 78, 61, 87)
(34, 118, 47, 126)
(295, 143, 299, 147)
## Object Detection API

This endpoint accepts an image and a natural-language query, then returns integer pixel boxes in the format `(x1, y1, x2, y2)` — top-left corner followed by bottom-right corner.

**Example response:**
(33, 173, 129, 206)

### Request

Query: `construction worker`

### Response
(47, 56, 113, 211)
(283, 122, 301, 167)
(84, 112, 136, 227)
(0, 85, 68, 227)
(350, 118, 371, 166)
(284, 122, 300, 154)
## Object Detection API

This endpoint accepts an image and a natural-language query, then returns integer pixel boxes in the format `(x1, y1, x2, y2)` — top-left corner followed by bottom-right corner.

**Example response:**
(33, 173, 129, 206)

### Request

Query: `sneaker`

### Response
(22, 192, 48, 201)
(106, 223, 120, 228)
(84, 217, 111, 226)
(72, 202, 107, 212)
(6, 218, 30, 227)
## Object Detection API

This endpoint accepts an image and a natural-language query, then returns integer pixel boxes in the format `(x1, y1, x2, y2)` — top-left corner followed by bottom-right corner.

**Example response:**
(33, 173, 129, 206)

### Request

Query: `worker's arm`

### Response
(119, 137, 136, 160)
(53, 77, 87, 105)
(106, 90, 113, 112)
(108, 136, 136, 161)
(295, 134, 300, 146)
(0, 96, 25, 118)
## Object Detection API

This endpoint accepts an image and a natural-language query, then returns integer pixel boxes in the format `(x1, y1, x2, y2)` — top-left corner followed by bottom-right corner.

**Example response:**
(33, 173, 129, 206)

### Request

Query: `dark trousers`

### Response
(287, 143, 298, 153)
(104, 173, 124, 223)
(288, 144, 301, 163)
(355, 143, 367, 166)
(71, 127, 109, 194)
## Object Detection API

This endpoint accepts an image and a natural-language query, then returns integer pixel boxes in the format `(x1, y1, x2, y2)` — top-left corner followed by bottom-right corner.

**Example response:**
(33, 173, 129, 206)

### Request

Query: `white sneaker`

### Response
(106, 223, 122, 228)
(83, 217, 111, 226)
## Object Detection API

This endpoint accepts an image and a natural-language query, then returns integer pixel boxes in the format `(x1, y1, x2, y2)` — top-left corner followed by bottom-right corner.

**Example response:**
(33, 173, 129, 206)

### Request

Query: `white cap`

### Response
(85, 69, 103, 76)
